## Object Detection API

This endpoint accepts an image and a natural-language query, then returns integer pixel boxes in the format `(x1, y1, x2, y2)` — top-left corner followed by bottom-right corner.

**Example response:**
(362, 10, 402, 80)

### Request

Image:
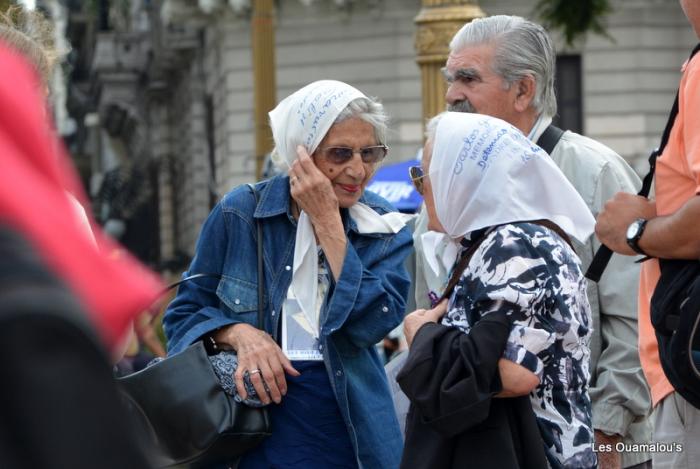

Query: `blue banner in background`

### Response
(367, 159, 423, 213)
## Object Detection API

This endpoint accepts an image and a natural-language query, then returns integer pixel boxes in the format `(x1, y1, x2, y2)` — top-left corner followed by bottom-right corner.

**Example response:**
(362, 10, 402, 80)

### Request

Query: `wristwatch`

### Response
(626, 218, 648, 255)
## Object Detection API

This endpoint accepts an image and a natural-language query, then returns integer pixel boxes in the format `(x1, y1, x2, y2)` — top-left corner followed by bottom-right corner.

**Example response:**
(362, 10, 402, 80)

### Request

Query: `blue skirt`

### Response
(238, 361, 356, 469)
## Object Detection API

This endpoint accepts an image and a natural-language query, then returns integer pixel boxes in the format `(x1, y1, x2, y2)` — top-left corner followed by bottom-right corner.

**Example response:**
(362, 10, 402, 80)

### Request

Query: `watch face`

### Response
(626, 220, 640, 240)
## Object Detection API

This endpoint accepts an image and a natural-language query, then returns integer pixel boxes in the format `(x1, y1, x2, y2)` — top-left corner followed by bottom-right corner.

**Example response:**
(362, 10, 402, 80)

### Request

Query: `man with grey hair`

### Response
(413, 14, 651, 469)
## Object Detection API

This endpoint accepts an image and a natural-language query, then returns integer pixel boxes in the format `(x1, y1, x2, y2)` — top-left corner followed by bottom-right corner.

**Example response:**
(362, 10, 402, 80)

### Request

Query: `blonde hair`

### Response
(0, 6, 63, 85)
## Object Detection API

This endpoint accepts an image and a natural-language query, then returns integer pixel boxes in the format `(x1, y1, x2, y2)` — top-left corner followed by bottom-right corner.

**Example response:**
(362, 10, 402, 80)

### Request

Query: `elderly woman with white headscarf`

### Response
(164, 80, 412, 469)
(397, 112, 598, 469)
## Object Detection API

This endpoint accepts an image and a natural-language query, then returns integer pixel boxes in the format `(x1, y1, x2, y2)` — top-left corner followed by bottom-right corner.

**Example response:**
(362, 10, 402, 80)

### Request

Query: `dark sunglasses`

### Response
(409, 165, 426, 195)
(317, 145, 388, 165)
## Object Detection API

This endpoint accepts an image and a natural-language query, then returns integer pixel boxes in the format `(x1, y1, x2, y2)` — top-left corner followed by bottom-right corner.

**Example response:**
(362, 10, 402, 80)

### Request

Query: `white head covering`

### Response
(422, 112, 595, 275)
(268, 80, 405, 337)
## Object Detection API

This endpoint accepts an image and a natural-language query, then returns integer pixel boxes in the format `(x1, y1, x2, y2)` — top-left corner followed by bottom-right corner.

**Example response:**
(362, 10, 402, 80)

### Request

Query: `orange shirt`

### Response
(639, 54, 700, 406)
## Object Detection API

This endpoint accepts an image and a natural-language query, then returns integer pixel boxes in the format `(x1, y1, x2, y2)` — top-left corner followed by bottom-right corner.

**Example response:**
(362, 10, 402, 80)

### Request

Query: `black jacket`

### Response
(0, 226, 152, 469)
(397, 313, 548, 469)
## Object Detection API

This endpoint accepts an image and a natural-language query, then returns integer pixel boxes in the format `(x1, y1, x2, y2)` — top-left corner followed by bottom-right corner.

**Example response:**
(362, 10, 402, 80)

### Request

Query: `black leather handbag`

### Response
(118, 185, 271, 468)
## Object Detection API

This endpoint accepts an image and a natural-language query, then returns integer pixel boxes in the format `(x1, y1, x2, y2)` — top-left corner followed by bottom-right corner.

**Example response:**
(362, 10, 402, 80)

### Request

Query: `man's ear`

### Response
(513, 75, 536, 113)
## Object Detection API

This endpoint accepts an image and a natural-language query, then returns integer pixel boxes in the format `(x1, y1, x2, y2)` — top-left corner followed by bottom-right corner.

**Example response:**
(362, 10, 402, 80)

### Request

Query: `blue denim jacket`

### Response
(163, 175, 412, 469)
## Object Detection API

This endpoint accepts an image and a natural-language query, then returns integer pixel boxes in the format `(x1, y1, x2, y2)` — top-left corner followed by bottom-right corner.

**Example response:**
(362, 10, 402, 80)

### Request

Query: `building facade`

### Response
(62, 0, 695, 268)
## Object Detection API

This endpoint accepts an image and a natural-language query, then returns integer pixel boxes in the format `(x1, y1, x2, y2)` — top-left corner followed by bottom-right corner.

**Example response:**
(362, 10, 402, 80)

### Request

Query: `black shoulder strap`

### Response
(249, 184, 265, 331)
(536, 124, 565, 155)
(638, 41, 700, 199)
(586, 43, 700, 282)
(439, 228, 492, 303)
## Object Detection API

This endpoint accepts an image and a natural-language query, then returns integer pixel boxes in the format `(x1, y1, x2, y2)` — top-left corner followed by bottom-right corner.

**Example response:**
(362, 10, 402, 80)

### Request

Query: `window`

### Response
(554, 55, 582, 134)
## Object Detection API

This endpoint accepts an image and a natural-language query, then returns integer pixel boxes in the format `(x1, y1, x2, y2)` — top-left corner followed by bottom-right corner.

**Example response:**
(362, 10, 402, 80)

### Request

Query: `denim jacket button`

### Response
(381, 306, 389, 313)
(335, 370, 342, 377)
(319, 344, 323, 351)
(234, 298, 241, 305)
(285, 265, 291, 271)
(271, 310, 276, 316)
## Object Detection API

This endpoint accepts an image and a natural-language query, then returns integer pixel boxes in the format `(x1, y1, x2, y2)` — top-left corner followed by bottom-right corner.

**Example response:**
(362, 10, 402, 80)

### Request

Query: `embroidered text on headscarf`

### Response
(296, 87, 355, 148)
(454, 119, 539, 175)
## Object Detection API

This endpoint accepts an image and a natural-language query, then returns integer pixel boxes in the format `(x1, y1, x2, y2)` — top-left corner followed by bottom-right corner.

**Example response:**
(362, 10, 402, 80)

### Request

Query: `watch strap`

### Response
(626, 219, 648, 256)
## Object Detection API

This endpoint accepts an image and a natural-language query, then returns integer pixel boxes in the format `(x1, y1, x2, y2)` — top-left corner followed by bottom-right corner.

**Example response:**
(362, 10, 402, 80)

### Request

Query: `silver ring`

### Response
(249, 369, 261, 375)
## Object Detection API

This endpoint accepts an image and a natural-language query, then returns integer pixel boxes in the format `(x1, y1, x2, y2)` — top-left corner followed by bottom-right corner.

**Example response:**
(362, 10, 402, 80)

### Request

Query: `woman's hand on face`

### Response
(403, 300, 448, 347)
(288, 145, 339, 222)
(215, 323, 300, 405)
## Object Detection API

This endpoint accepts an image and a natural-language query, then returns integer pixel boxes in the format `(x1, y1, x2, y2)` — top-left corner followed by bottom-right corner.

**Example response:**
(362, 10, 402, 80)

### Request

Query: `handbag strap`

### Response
(163, 272, 222, 293)
(586, 43, 700, 283)
(249, 183, 265, 331)
(439, 228, 492, 303)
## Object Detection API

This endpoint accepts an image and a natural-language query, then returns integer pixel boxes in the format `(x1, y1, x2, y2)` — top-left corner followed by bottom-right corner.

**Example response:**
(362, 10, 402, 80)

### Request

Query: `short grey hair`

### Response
(334, 96, 389, 145)
(449, 15, 557, 118)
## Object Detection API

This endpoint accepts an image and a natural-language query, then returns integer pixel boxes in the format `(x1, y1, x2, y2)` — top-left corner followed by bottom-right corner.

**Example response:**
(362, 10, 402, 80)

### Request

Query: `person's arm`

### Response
(595, 193, 700, 258)
(409, 227, 554, 397)
(398, 311, 512, 437)
(323, 226, 412, 349)
(403, 300, 447, 346)
(496, 359, 540, 397)
(288, 147, 412, 349)
(638, 63, 700, 258)
(288, 145, 347, 279)
(597, 65, 700, 259)
(469, 229, 556, 397)
(637, 196, 700, 258)
(164, 191, 298, 405)
(404, 291, 541, 400)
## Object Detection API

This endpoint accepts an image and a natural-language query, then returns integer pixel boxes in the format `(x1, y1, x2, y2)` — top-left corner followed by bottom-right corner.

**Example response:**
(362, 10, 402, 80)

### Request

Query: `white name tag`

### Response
(281, 297, 323, 361)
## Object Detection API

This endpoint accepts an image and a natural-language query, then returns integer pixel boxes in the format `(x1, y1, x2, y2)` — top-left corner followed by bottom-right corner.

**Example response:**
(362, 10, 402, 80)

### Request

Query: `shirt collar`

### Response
(527, 114, 553, 142)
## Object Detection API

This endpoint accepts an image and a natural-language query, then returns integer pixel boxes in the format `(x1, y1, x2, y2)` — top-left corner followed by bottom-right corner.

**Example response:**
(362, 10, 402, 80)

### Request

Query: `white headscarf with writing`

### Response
(422, 112, 594, 275)
(268, 80, 405, 337)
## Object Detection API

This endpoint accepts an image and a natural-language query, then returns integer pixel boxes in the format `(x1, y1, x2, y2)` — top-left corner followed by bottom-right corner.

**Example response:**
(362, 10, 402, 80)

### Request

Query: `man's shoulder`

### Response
(550, 131, 641, 197)
(554, 131, 624, 170)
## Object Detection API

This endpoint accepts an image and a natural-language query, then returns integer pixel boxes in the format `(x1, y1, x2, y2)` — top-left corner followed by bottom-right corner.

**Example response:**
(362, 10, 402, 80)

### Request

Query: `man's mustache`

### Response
(447, 100, 475, 113)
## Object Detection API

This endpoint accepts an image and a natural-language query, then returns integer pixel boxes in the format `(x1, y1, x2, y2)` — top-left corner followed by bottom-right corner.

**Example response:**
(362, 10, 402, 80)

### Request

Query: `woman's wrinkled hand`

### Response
(215, 323, 300, 405)
(404, 300, 448, 347)
(288, 145, 339, 222)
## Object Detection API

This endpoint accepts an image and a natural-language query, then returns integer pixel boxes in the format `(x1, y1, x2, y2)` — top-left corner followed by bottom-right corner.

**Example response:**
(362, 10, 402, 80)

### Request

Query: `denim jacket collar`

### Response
(255, 175, 293, 219)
